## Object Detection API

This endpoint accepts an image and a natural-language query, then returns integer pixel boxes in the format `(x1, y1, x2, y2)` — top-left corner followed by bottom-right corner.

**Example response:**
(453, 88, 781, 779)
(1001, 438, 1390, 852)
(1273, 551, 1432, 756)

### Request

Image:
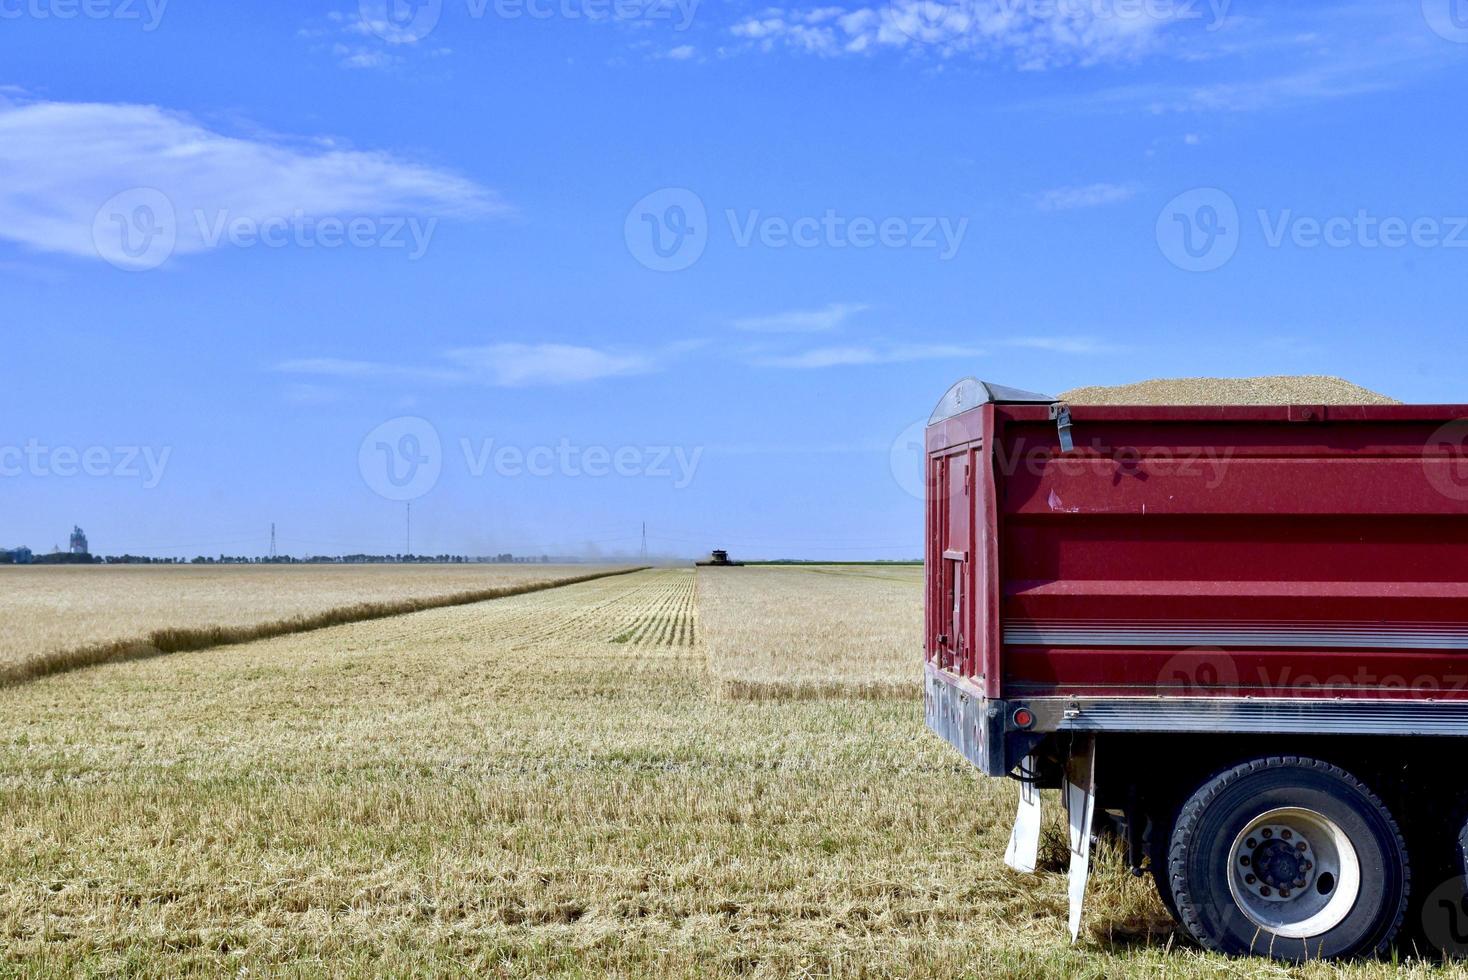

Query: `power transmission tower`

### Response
(406, 502, 412, 557)
(269, 523, 277, 560)
(640, 522, 647, 561)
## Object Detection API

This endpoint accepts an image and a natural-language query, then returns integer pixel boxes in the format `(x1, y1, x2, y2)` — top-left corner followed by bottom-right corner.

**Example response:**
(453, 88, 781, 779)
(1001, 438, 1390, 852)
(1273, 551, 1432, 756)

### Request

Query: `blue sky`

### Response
(2, 0, 1466, 560)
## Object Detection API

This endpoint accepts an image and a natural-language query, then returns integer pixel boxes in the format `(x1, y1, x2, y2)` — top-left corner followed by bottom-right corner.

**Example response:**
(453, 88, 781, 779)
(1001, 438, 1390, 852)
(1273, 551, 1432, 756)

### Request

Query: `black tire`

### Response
(1151, 859, 1181, 922)
(1167, 756, 1409, 961)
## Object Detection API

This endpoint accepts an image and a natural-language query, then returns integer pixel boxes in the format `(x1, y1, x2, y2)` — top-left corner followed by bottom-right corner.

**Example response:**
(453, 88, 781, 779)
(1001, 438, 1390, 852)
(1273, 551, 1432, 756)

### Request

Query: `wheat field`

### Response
(0, 564, 626, 685)
(0, 566, 1464, 977)
(701, 564, 922, 700)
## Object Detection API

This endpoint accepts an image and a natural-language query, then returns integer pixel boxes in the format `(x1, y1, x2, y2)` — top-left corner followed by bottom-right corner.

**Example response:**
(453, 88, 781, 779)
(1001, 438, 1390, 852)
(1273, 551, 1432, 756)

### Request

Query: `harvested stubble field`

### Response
(0, 564, 626, 686)
(0, 566, 1464, 977)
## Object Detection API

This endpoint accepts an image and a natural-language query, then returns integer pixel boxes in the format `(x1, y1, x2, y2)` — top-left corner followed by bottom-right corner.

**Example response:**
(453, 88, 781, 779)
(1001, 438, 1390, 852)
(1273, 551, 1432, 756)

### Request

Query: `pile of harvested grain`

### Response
(1061, 375, 1400, 406)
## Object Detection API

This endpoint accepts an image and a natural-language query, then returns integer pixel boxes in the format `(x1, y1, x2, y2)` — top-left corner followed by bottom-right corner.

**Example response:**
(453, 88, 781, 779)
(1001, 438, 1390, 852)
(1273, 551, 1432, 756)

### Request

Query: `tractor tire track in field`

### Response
(607, 571, 697, 649)
(506, 568, 697, 650)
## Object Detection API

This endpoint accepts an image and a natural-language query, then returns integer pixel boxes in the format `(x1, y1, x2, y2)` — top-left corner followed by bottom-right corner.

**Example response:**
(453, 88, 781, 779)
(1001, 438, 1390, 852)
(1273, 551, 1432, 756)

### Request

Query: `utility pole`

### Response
(269, 523, 276, 560)
(640, 521, 647, 561)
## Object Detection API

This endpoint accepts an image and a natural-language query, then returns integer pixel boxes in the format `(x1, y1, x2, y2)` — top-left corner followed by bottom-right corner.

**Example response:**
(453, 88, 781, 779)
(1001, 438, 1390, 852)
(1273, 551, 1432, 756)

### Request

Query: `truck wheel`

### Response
(1168, 756, 1409, 960)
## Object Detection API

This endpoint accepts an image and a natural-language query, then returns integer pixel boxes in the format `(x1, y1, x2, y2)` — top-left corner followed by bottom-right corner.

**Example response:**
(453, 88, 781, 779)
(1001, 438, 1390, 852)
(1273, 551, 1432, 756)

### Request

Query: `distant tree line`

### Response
(2, 549, 569, 566)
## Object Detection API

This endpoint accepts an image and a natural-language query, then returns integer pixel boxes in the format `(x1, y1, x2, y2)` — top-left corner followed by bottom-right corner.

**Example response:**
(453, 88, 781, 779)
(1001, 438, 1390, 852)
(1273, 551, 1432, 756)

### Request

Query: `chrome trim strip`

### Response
(1004, 622, 1468, 651)
(1023, 696, 1468, 736)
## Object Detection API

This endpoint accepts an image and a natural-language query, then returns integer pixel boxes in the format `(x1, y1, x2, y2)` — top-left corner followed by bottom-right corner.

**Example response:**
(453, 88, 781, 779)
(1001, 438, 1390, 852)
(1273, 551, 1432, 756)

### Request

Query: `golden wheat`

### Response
(0, 567, 1460, 977)
(0, 564, 636, 685)
(699, 564, 922, 699)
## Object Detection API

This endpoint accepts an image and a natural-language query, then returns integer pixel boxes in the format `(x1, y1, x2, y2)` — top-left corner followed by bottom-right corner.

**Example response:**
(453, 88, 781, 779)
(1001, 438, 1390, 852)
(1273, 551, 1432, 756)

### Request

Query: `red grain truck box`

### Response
(923, 378, 1468, 961)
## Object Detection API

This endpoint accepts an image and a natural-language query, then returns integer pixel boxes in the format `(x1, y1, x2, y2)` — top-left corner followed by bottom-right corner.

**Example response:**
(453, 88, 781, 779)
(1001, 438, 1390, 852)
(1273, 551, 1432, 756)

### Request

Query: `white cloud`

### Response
(732, 302, 869, 333)
(729, 0, 1188, 67)
(277, 343, 657, 388)
(445, 343, 655, 387)
(665, 44, 697, 59)
(0, 98, 504, 265)
(1003, 336, 1112, 354)
(333, 44, 401, 69)
(1035, 182, 1139, 211)
(759, 342, 983, 368)
(273, 358, 460, 382)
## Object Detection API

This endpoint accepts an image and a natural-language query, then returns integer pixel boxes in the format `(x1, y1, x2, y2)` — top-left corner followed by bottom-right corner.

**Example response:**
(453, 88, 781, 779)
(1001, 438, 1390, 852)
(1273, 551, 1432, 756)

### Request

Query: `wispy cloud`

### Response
(732, 302, 870, 333)
(272, 358, 460, 383)
(729, 0, 1204, 68)
(301, 11, 453, 70)
(1052, 6, 1453, 114)
(0, 98, 504, 265)
(1003, 336, 1114, 355)
(757, 343, 983, 369)
(1035, 182, 1139, 211)
(277, 343, 659, 388)
(445, 343, 655, 386)
(333, 44, 400, 70)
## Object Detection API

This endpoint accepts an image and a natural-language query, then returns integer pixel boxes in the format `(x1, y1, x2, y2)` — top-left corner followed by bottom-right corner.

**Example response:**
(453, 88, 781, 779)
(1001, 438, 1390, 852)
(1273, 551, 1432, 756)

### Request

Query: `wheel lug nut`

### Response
(1281, 830, 1292, 840)
(1262, 829, 1273, 839)
(1295, 879, 1306, 888)
(1304, 861, 1313, 870)
(1260, 886, 1272, 896)
(1295, 842, 1306, 852)
(1240, 856, 1250, 866)
(1247, 838, 1258, 848)
(1280, 888, 1291, 897)
(1245, 875, 1257, 884)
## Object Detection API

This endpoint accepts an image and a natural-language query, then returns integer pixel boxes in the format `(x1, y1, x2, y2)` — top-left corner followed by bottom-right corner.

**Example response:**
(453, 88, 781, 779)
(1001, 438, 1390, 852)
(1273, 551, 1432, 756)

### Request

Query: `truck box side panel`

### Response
(993, 406, 1468, 702)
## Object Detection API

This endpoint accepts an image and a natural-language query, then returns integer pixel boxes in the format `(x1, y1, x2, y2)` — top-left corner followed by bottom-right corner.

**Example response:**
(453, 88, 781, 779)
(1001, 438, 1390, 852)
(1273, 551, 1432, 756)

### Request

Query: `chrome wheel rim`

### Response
(1226, 806, 1361, 939)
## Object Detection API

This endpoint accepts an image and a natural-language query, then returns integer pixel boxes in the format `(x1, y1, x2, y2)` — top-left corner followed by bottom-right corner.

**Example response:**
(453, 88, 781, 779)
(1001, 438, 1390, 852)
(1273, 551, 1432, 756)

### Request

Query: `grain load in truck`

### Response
(922, 377, 1468, 961)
